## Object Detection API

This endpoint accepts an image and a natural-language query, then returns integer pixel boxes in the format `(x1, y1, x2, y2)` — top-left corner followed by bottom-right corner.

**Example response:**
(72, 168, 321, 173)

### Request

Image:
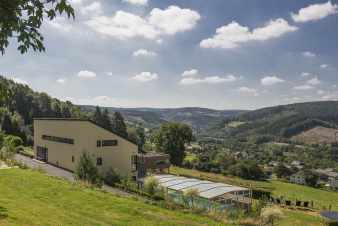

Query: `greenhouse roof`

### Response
(153, 174, 249, 200)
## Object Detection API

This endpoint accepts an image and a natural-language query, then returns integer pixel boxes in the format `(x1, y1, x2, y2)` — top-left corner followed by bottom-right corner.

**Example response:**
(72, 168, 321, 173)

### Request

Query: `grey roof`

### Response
(154, 174, 249, 199)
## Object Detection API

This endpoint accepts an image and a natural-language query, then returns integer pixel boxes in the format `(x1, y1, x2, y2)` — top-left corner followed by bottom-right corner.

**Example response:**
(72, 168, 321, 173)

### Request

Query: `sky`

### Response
(1, 0, 338, 110)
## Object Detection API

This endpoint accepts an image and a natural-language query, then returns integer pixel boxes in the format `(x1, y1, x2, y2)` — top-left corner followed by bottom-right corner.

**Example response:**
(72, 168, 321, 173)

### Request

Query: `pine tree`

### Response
(112, 112, 128, 138)
(101, 109, 112, 130)
(1, 114, 13, 134)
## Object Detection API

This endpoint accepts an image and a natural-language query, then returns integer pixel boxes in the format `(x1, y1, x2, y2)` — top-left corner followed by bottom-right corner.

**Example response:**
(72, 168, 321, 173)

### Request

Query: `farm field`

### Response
(0, 168, 229, 226)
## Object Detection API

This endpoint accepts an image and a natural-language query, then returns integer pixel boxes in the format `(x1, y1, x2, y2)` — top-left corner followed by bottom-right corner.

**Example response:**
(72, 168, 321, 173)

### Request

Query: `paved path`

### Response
(14, 154, 130, 196)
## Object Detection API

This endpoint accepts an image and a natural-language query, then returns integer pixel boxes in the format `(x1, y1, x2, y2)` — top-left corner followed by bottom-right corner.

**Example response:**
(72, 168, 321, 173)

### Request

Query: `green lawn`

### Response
(0, 168, 229, 226)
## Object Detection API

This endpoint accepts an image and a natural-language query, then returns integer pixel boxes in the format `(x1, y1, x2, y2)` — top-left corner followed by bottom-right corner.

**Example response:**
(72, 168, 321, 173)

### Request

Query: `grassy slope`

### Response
(0, 169, 229, 226)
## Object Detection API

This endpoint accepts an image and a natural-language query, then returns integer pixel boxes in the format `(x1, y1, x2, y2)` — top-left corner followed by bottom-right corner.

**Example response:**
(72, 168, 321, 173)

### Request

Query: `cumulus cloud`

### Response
(133, 49, 157, 57)
(301, 72, 310, 77)
(261, 76, 285, 86)
(237, 87, 259, 96)
(293, 84, 314, 90)
(307, 77, 321, 85)
(77, 70, 97, 78)
(122, 0, 148, 6)
(131, 72, 158, 82)
(11, 77, 29, 85)
(57, 78, 67, 84)
(317, 89, 325, 95)
(180, 74, 238, 85)
(181, 69, 199, 77)
(47, 17, 72, 32)
(320, 64, 329, 69)
(200, 18, 297, 49)
(80, 1, 102, 16)
(86, 6, 200, 40)
(302, 51, 316, 58)
(291, 1, 338, 23)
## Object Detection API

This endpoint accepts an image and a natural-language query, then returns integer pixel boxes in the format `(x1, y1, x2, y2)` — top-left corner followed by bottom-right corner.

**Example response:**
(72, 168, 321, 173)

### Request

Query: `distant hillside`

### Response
(79, 106, 246, 133)
(291, 126, 338, 144)
(210, 101, 338, 142)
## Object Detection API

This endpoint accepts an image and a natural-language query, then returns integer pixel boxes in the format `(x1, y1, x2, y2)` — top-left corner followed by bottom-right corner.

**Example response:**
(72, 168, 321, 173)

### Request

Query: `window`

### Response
(97, 140, 101, 147)
(96, 157, 102, 166)
(42, 135, 74, 145)
(131, 155, 137, 171)
(102, 140, 118, 147)
(72, 156, 74, 162)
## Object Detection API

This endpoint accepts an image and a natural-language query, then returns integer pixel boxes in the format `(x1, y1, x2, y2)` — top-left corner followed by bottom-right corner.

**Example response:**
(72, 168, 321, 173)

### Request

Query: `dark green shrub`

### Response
(104, 168, 121, 186)
(75, 152, 102, 187)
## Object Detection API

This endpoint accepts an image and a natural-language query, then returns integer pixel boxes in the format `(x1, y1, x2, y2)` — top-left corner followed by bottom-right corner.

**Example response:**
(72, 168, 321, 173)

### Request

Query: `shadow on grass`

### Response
(0, 206, 8, 219)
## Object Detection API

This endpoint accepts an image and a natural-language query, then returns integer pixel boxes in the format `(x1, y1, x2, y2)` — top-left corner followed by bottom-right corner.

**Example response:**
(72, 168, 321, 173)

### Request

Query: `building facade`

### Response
(34, 118, 138, 178)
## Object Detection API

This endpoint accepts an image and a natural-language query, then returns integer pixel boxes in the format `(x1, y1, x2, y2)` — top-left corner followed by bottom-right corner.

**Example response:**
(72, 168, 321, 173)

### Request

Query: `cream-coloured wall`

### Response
(34, 119, 138, 177)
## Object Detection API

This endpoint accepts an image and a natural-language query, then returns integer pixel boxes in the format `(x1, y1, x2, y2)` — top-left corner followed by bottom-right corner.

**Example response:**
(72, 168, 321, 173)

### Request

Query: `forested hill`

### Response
(0, 76, 84, 144)
(79, 105, 246, 132)
(220, 101, 338, 140)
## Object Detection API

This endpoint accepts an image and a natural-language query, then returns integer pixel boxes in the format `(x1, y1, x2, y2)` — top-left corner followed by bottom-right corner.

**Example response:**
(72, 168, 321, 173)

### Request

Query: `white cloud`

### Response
(11, 77, 29, 85)
(182, 69, 199, 77)
(307, 77, 321, 85)
(302, 51, 316, 58)
(86, 6, 200, 40)
(47, 17, 72, 32)
(317, 89, 325, 95)
(320, 64, 329, 69)
(122, 0, 148, 6)
(148, 6, 201, 35)
(81, 1, 102, 16)
(131, 72, 158, 82)
(106, 72, 113, 76)
(261, 76, 285, 86)
(200, 18, 297, 49)
(69, 0, 82, 4)
(57, 78, 67, 84)
(180, 74, 238, 85)
(133, 49, 157, 57)
(293, 84, 314, 90)
(301, 72, 310, 77)
(237, 87, 259, 96)
(291, 1, 338, 23)
(77, 70, 97, 78)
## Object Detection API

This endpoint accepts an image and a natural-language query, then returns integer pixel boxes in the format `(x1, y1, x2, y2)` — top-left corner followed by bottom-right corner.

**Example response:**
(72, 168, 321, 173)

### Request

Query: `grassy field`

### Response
(0, 168, 230, 226)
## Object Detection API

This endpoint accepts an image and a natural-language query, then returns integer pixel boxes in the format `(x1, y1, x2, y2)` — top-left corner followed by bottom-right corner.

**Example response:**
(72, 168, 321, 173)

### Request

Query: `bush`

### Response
(144, 176, 159, 196)
(260, 207, 284, 226)
(4, 135, 23, 148)
(75, 152, 102, 187)
(104, 168, 121, 186)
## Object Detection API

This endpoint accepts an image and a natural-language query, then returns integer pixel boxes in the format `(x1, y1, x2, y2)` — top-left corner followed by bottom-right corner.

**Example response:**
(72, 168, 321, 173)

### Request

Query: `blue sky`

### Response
(1, 0, 338, 110)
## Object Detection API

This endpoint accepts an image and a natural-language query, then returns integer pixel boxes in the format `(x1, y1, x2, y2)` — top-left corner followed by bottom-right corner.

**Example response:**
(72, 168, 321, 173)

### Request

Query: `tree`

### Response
(112, 112, 128, 138)
(101, 109, 112, 130)
(228, 160, 265, 180)
(260, 207, 284, 226)
(1, 113, 13, 134)
(136, 127, 146, 150)
(273, 163, 293, 179)
(144, 176, 159, 196)
(75, 152, 102, 186)
(183, 188, 199, 209)
(153, 122, 193, 166)
(0, 0, 74, 54)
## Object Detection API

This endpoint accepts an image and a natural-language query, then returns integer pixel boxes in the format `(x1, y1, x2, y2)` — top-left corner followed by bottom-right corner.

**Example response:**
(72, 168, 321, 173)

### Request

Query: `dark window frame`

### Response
(96, 157, 102, 166)
(97, 140, 101, 147)
(102, 139, 118, 147)
(42, 135, 74, 145)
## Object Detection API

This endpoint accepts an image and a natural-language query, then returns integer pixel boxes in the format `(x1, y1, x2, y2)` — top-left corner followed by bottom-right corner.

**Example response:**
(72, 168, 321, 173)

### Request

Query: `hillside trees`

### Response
(112, 112, 128, 138)
(0, 0, 74, 54)
(152, 122, 193, 166)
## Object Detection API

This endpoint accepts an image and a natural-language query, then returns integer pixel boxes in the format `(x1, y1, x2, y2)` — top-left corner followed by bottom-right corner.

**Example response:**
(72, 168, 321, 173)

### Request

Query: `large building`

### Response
(34, 118, 140, 178)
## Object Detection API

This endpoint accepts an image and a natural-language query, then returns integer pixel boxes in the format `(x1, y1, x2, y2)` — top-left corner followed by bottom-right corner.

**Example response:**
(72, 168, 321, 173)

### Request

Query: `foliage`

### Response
(183, 188, 199, 209)
(152, 122, 193, 166)
(260, 207, 284, 226)
(112, 112, 128, 138)
(0, 0, 74, 54)
(4, 135, 23, 148)
(273, 164, 294, 179)
(228, 160, 266, 180)
(104, 168, 121, 186)
(75, 152, 102, 186)
(144, 176, 159, 196)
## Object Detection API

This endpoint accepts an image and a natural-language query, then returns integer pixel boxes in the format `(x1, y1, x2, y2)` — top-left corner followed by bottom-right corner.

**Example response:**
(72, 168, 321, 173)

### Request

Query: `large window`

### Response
(96, 139, 118, 147)
(42, 135, 74, 145)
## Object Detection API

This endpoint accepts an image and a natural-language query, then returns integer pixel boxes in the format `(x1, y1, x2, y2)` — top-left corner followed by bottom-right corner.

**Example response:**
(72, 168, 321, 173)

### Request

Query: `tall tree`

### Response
(92, 106, 102, 124)
(112, 112, 128, 138)
(153, 122, 193, 166)
(0, 0, 74, 54)
(101, 109, 112, 130)
(1, 113, 13, 134)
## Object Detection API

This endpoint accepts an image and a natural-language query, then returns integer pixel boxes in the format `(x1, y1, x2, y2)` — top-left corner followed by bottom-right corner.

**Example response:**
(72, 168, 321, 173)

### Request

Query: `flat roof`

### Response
(155, 174, 249, 200)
